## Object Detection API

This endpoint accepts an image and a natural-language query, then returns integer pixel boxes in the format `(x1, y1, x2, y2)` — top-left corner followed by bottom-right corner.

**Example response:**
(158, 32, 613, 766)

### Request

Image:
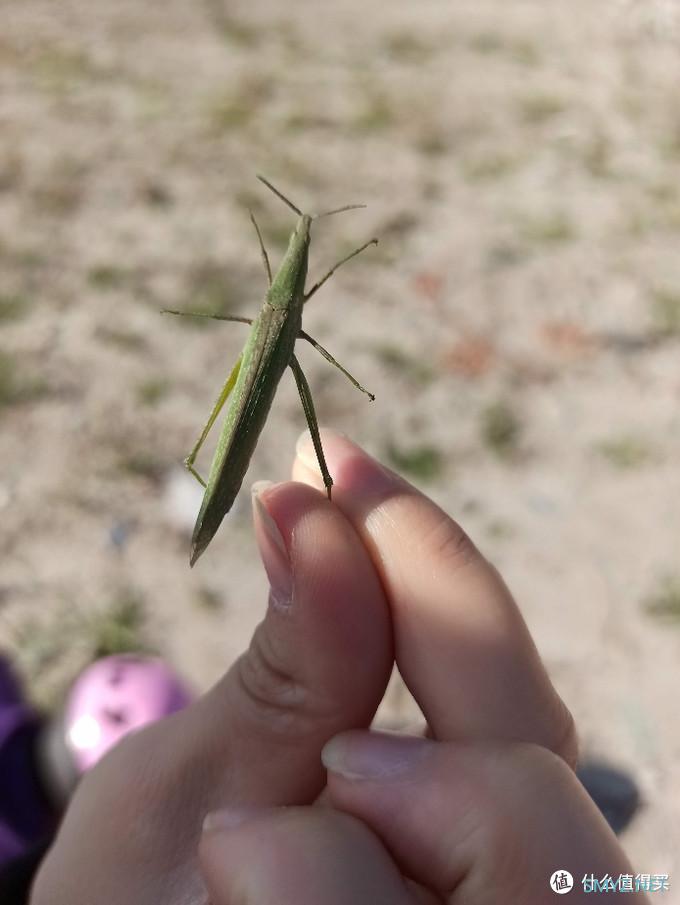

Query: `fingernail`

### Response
(251, 483, 293, 609)
(203, 806, 263, 833)
(295, 429, 400, 497)
(322, 731, 431, 780)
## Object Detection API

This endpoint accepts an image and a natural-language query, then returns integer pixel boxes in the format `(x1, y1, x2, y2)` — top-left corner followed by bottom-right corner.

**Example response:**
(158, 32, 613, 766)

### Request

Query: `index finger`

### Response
(292, 430, 576, 766)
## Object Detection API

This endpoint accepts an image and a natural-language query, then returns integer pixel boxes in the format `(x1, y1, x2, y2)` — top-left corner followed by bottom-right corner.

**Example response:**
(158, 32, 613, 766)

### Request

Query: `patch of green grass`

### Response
(284, 111, 336, 133)
(462, 152, 516, 183)
(194, 586, 224, 613)
(208, 75, 274, 132)
(485, 519, 516, 540)
(32, 157, 85, 215)
(352, 93, 395, 133)
(651, 287, 680, 336)
(415, 128, 448, 156)
(205, 0, 260, 46)
(468, 31, 540, 66)
(469, 31, 504, 54)
(480, 401, 522, 459)
(519, 211, 575, 245)
(33, 47, 111, 93)
(583, 133, 614, 179)
(383, 32, 433, 64)
(485, 242, 527, 270)
(644, 575, 680, 623)
(0, 350, 48, 409)
(385, 442, 444, 482)
(90, 589, 153, 658)
(510, 39, 541, 67)
(140, 180, 172, 208)
(596, 435, 653, 469)
(638, 199, 680, 235)
(519, 93, 566, 125)
(0, 151, 24, 192)
(88, 265, 132, 290)
(10, 608, 86, 705)
(135, 378, 169, 407)
(118, 450, 165, 484)
(378, 211, 419, 242)
(372, 343, 434, 384)
(0, 293, 30, 322)
(95, 325, 148, 353)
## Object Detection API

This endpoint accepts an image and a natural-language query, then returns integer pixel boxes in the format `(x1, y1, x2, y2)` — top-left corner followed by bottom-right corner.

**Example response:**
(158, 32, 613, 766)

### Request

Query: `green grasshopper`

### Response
(164, 176, 377, 566)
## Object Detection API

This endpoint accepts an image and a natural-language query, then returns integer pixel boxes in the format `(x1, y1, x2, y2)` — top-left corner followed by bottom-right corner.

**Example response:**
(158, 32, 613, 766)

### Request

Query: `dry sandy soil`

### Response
(2, 0, 680, 887)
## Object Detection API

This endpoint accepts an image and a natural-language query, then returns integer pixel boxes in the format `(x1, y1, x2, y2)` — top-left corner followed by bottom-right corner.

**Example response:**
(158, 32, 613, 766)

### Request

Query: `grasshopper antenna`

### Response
(256, 175, 303, 216)
(313, 203, 366, 220)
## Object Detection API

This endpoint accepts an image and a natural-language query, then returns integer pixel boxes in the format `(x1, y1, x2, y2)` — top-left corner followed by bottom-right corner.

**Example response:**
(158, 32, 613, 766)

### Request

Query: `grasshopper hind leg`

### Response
(184, 354, 243, 486)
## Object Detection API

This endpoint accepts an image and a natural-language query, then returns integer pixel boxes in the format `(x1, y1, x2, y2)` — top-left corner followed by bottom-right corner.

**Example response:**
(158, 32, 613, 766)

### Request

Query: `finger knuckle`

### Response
(234, 625, 319, 737)
(417, 510, 479, 571)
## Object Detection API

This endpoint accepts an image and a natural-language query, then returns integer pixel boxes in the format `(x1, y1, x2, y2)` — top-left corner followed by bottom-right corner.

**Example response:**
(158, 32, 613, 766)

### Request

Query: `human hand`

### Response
(32, 430, 641, 904)
(199, 430, 646, 903)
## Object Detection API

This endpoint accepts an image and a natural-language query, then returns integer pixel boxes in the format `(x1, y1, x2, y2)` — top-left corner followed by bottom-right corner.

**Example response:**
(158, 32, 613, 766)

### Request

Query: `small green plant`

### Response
(583, 133, 614, 180)
(462, 153, 516, 183)
(383, 32, 433, 64)
(510, 40, 540, 67)
(480, 401, 522, 459)
(352, 93, 395, 133)
(372, 343, 434, 384)
(90, 590, 153, 658)
(32, 156, 85, 215)
(118, 450, 165, 483)
(469, 31, 504, 54)
(651, 288, 680, 336)
(0, 350, 47, 409)
(596, 435, 653, 469)
(208, 76, 274, 132)
(385, 442, 444, 481)
(520, 211, 575, 245)
(0, 293, 30, 322)
(415, 129, 448, 156)
(485, 519, 516, 540)
(205, 0, 259, 46)
(519, 93, 566, 125)
(136, 377, 169, 407)
(88, 265, 131, 290)
(95, 325, 147, 352)
(644, 575, 680, 623)
(194, 586, 224, 613)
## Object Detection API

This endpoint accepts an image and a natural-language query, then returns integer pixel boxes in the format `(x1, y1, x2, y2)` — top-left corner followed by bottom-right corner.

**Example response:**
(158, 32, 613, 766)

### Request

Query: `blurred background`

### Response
(1, 0, 679, 881)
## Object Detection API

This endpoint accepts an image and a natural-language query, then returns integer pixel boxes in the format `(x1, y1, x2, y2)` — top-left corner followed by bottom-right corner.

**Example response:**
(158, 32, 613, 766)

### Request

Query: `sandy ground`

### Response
(2, 0, 680, 887)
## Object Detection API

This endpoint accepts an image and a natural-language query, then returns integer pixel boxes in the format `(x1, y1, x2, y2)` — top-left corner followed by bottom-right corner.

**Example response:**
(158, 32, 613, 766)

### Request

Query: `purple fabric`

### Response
(0, 657, 56, 867)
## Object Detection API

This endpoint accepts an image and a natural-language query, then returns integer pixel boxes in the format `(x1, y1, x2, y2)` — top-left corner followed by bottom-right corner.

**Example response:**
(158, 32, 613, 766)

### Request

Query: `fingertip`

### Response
(294, 429, 407, 500)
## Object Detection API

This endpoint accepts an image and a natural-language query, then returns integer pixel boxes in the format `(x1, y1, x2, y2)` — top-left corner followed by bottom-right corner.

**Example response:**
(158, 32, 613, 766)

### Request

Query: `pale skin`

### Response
(31, 431, 648, 905)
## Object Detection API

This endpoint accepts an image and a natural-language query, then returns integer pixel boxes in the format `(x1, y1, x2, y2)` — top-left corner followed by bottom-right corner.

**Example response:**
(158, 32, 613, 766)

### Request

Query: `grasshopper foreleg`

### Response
(289, 355, 333, 500)
(303, 239, 378, 304)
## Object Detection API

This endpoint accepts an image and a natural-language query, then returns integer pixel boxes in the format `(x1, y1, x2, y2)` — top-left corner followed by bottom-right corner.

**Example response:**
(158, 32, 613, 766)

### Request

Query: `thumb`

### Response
(191, 480, 393, 805)
(199, 806, 414, 905)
